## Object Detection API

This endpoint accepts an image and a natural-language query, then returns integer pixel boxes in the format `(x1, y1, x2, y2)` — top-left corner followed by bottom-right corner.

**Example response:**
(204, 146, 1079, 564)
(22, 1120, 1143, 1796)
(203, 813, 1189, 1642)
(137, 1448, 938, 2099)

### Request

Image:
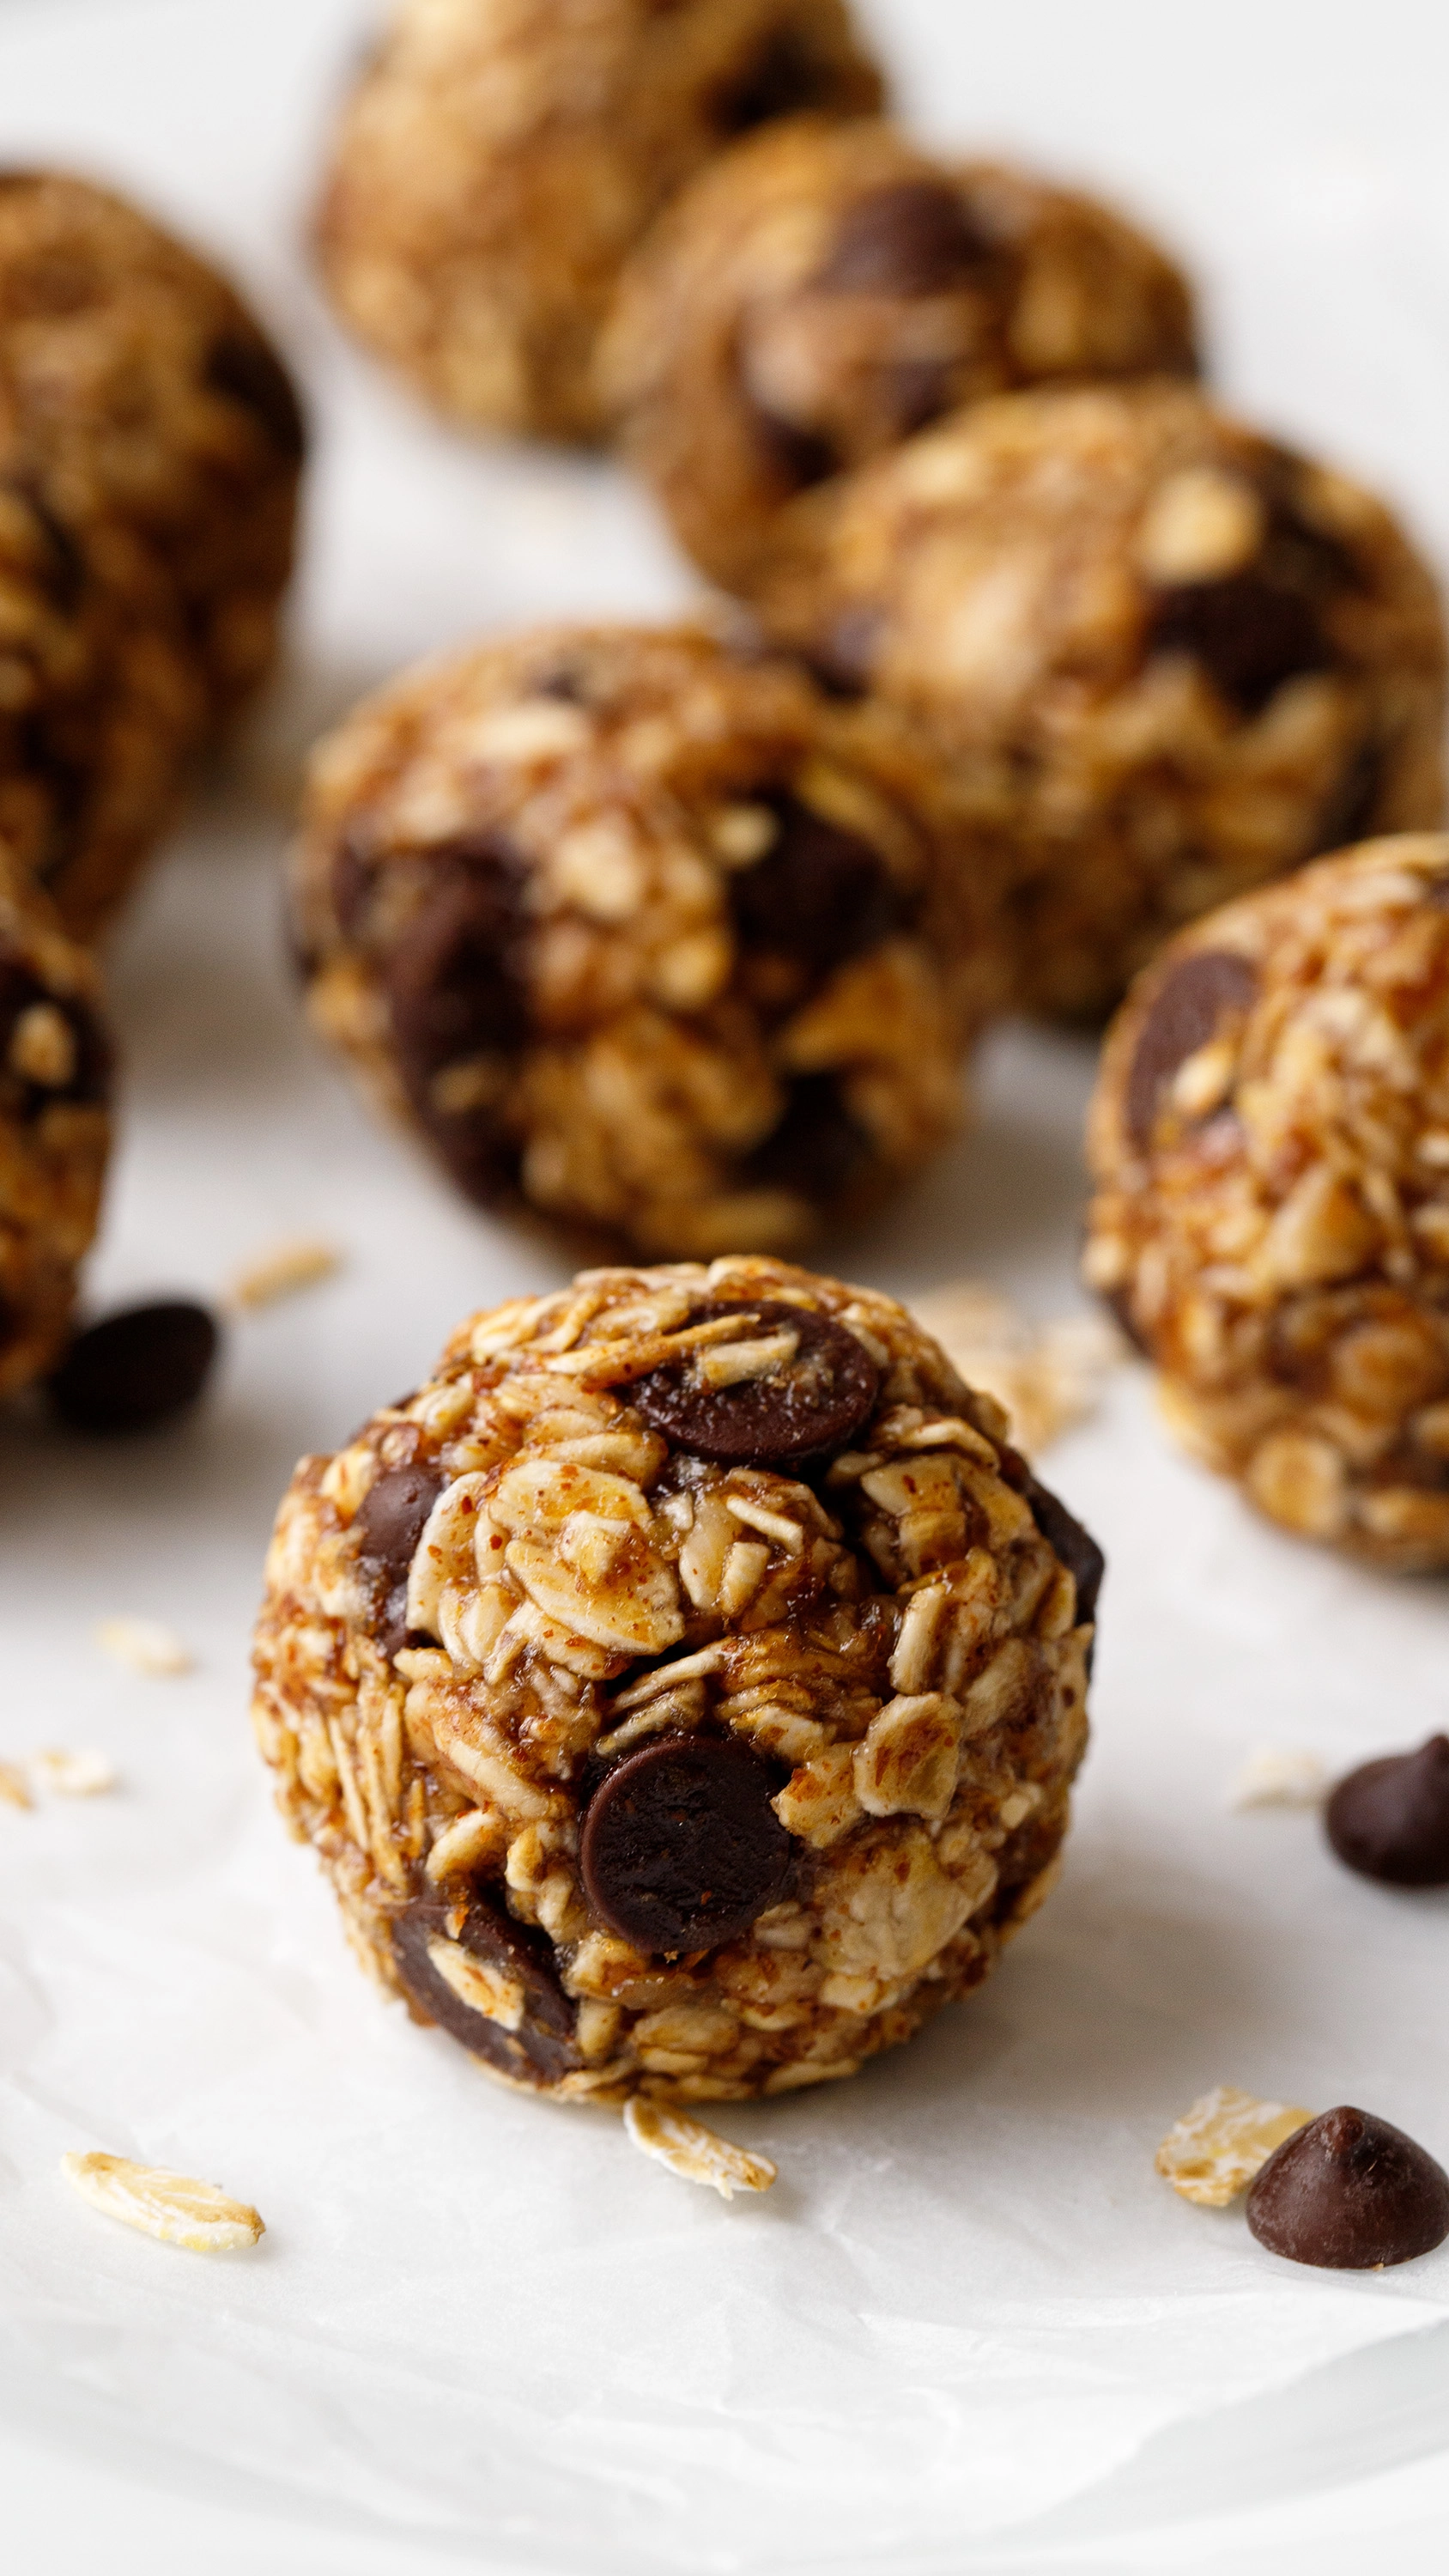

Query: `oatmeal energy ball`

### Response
(314, 0, 884, 442)
(294, 623, 1010, 1257)
(753, 383, 1447, 1018)
(0, 843, 111, 1397)
(252, 1260, 1100, 2102)
(603, 117, 1197, 590)
(1085, 834, 1449, 1571)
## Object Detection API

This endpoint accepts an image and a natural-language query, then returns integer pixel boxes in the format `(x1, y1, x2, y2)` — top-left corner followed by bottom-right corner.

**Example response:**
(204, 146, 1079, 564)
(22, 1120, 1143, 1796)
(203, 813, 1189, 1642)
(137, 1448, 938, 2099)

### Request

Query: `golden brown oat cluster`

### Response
(0, 843, 111, 1395)
(1085, 834, 1449, 1571)
(315, 0, 884, 444)
(603, 116, 1198, 589)
(292, 622, 1012, 1258)
(252, 1259, 1099, 2103)
(752, 384, 1447, 1018)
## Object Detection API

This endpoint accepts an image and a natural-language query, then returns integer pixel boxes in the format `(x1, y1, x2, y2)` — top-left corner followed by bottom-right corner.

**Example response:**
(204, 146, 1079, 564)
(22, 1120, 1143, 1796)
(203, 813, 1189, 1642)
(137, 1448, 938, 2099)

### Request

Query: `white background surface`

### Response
(2, 1, 1449, 2567)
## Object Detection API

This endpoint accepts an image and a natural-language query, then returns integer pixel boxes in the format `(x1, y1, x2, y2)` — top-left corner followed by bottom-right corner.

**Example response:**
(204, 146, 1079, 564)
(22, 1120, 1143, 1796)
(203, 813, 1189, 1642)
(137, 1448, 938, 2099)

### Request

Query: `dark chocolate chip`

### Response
(1023, 1473, 1105, 1631)
(1246, 2105, 1449, 2269)
(330, 829, 373, 939)
(805, 606, 883, 698)
(729, 793, 904, 978)
(385, 837, 531, 1208)
(12, 478, 86, 617)
(711, 28, 834, 134)
(355, 1460, 447, 1656)
(1098, 1280, 1150, 1358)
(814, 180, 995, 296)
(877, 355, 957, 440)
(392, 1893, 579, 2087)
(633, 1296, 880, 1466)
(580, 1732, 792, 1955)
(1325, 1736, 1449, 1888)
(1148, 570, 1330, 714)
(748, 394, 839, 494)
(743, 1072, 870, 1201)
(47, 1300, 219, 1434)
(203, 330, 306, 463)
(1125, 949, 1258, 1152)
(0, 957, 111, 1116)
(1313, 736, 1383, 856)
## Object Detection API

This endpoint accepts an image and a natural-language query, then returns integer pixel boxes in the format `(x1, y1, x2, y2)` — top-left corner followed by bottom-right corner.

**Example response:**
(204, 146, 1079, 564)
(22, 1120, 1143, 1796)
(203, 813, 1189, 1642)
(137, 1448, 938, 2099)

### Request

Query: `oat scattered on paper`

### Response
(912, 1282, 1125, 1456)
(1155, 2086, 1313, 2208)
(227, 1236, 343, 1310)
(0, 1758, 33, 1810)
(33, 1747, 118, 1798)
(61, 2151, 264, 2251)
(95, 1615, 192, 1677)
(1228, 1747, 1330, 1811)
(623, 2098, 777, 2201)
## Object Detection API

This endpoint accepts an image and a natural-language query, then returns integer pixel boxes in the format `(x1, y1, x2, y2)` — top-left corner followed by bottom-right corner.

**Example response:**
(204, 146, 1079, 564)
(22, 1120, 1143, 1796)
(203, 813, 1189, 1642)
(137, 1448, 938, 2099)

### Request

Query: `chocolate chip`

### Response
(743, 1072, 870, 1201)
(748, 395, 839, 494)
(814, 180, 994, 296)
(1125, 949, 1258, 1151)
(385, 838, 531, 1209)
(729, 793, 904, 979)
(391, 1893, 579, 2087)
(0, 957, 111, 1115)
(634, 1296, 880, 1466)
(580, 1732, 792, 1955)
(1325, 1736, 1449, 1887)
(805, 606, 883, 698)
(1313, 735, 1383, 856)
(47, 1300, 219, 1433)
(1148, 571, 1330, 714)
(1022, 1473, 1105, 1630)
(330, 829, 373, 939)
(711, 28, 834, 134)
(1246, 2106, 1449, 2269)
(203, 330, 306, 463)
(355, 1459, 446, 1656)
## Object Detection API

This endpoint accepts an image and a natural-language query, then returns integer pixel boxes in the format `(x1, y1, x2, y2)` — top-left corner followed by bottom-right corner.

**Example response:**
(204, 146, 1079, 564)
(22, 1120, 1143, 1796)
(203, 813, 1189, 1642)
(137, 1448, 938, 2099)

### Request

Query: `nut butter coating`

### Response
(314, 0, 883, 445)
(0, 844, 111, 1395)
(1085, 833, 1449, 1571)
(750, 383, 1446, 1018)
(292, 621, 1013, 1260)
(252, 1257, 1097, 2105)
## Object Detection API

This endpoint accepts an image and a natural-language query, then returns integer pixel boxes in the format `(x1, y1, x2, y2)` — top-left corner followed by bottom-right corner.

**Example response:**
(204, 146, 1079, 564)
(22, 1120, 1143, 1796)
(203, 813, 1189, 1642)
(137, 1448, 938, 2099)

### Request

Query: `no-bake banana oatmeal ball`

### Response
(753, 384, 1447, 1018)
(293, 623, 1010, 1257)
(252, 1260, 1099, 2102)
(315, 0, 884, 443)
(603, 116, 1197, 590)
(0, 844, 110, 1397)
(1085, 834, 1449, 1571)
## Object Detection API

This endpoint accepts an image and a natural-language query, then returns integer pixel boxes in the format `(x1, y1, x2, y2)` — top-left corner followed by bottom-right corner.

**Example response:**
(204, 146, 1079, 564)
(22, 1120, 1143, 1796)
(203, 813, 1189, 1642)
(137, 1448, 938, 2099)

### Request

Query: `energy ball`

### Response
(252, 1258, 1099, 2104)
(313, 0, 883, 443)
(753, 384, 1447, 1018)
(603, 116, 1197, 589)
(292, 622, 1010, 1258)
(1084, 834, 1449, 1572)
(0, 845, 111, 1397)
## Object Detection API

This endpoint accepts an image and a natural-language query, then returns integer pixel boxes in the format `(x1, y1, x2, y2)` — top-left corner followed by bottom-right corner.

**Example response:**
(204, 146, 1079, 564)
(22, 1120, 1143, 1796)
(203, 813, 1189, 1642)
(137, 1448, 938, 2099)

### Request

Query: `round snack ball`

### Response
(313, 0, 884, 444)
(252, 1258, 1098, 2105)
(0, 844, 111, 1397)
(292, 622, 1011, 1258)
(752, 383, 1446, 1018)
(1084, 835, 1449, 1572)
(603, 117, 1197, 589)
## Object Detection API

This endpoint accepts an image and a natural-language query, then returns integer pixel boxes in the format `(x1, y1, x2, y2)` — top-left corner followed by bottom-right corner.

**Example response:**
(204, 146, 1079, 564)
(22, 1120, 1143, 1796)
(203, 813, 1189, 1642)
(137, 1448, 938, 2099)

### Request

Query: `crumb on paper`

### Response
(912, 1282, 1125, 1456)
(95, 1616, 192, 1677)
(623, 2097, 777, 2201)
(1155, 2086, 1313, 2208)
(61, 2151, 264, 2251)
(227, 1236, 343, 1311)
(0, 1759, 33, 1810)
(1228, 1747, 1329, 1811)
(33, 1747, 118, 1797)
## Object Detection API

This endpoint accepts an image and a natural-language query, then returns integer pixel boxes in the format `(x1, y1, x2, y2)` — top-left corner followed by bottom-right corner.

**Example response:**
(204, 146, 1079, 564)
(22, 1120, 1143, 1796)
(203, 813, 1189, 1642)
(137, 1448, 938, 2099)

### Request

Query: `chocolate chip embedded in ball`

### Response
(1325, 1736, 1449, 1887)
(203, 328, 307, 462)
(633, 1297, 880, 1466)
(1246, 2106, 1449, 2269)
(1022, 1473, 1106, 1630)
(354, 1458, 446, 1656)
(581, 1732, 793, 1955)
(1125, 949, 1258, 1151)
(814, 179, 995, 296)
(1148, 570, 1330, 715)
(47, 1300, 220, 1433)
(392, 1893, 579, 2088)
(728, 793, 906, 980)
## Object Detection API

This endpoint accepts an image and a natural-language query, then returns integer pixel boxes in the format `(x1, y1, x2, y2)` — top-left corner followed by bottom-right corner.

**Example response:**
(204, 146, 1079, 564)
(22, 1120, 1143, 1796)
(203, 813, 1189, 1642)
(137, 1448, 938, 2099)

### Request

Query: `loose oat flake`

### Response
(33, 1747, 118, 1797)
(623, 2098, 777, 2201)
(912, 1282, 1125, 1457)
(95, 1615, 192, 1676)
(61, 2151, 264, 2251)
(227, 1236, 343, 1310)
(1228, 1747, 1329, 1811)
(1155, 2086, 1314, 2208)
(0, 1758, 33, 1809)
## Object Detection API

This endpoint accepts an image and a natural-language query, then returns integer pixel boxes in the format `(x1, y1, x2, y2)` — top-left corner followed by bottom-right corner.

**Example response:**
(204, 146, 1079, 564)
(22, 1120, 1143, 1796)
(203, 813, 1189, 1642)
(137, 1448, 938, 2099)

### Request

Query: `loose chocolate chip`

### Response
(355, 1459, 446, 1656)
(1148, 570, 1330, 714)
(1125, 949, 1258, 1152)
(814, 180, 994, 296)
(385, 838, 531, 1208)
(203, 331, 306, 463)
(743, 1072, 870, 1202)
(729, 792, 904, 979)
(1325, 1736, 1449, 1887)
(392, 1893, 579, 2087)
(1023, 1473, 1106, 1631)
(580, 1732, 792, 1955)
(634, 1296, 880, 1466)
(47, 1300, 219, 1433)
(1246, 2106, 1449, 2269)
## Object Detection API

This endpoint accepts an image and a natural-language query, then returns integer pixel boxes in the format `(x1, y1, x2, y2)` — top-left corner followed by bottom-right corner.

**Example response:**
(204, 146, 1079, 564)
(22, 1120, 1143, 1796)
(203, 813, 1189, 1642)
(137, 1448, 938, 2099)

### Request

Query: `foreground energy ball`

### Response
(293, 623, 1009, 1256)
(603, 117, 1197, 589)
(1084, 835, 1449, 1571)
(0, 846, 111, 1396)
(314, 0, 884, 444)
(754, 384, 1447, 1018)
(252, 1260, 1099, 2103)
